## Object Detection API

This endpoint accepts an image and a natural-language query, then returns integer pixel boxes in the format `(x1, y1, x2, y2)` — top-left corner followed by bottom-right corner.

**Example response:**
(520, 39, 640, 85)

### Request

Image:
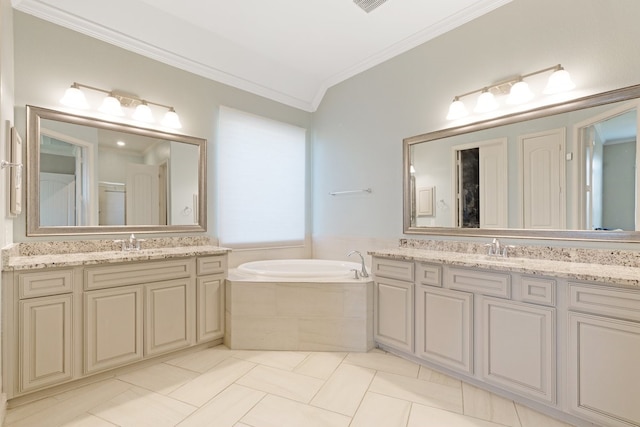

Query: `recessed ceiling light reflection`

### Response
(116, 141, 126, 147)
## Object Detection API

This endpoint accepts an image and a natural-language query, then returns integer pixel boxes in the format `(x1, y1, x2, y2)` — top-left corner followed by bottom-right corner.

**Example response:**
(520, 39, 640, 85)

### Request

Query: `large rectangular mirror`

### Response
(27, 106, 207, 236)
(404, 84, 640, 242)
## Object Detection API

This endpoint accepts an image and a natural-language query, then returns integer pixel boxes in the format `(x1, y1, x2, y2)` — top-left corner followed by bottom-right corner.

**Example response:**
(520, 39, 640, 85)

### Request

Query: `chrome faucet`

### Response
(115, 234, 146, 251)
(484, 238, 514, 258)
(348, 250, 369, 278)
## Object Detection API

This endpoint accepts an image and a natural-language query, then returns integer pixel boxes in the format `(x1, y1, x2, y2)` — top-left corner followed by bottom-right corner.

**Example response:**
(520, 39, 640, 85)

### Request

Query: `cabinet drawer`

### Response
(373, 258, 414, 282)
(569, 283, 640, 322)
(520, 276, 556, 306)
(18, 269, 74, 299)
(415, 263, 442, 287)
(85, 259, 193, 290)
(446, 267, 510, 298)
(197, 256, 227, 276)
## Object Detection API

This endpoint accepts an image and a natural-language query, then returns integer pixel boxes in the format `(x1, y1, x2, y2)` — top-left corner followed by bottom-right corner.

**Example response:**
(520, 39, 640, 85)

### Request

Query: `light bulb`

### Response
(60, 84, 89, 109)
(544, 67, 575, 94)
(446, 98, 468, 120)
(474, 90, 498, 113)
(507, 80, 534, 104)
(99, 94, 124, 116)
(133, 102, 154, 122)
(162, 109, 182, 129)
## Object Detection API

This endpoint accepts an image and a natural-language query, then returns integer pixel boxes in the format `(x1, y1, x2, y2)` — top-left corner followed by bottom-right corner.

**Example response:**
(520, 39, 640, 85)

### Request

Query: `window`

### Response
(217, 107, 306, 248)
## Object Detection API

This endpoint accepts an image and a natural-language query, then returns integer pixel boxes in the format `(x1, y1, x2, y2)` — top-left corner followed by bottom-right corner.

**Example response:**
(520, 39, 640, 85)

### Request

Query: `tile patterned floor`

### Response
(5, 346, 576, 427)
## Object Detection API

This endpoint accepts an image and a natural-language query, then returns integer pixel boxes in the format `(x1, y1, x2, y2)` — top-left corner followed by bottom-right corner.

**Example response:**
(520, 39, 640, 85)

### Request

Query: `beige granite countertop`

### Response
(370, 247, 640, 288)
(3, 243, 230, 271)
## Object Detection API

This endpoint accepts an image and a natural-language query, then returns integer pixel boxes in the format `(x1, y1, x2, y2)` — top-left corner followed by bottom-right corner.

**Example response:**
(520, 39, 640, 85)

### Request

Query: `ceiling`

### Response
(12, 0, 512, 112)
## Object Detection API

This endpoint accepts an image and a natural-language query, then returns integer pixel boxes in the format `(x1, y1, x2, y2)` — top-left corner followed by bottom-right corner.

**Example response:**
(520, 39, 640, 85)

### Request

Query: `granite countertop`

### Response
(370, 247, 640, 288)
(3, 241, 230, 271)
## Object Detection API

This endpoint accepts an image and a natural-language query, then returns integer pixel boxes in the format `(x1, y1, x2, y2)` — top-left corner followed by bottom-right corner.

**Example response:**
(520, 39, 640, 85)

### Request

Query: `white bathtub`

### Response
(235, 259, 363, 280)
(226, 259, 374, 351)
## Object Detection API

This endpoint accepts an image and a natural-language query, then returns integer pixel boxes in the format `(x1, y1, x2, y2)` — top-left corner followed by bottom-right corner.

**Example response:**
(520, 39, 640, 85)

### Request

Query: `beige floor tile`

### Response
(232, 349, 309, 371)
(236, 364, 324, 403)
(311, 363, 375, 416)
(165, 345, 237, 373)
(293, 352, 346, 379)
(117, 362, 199, 394)
(350, 392, 411, 427)
(516, 403, 577, 427)
(233, 424, 253, 427)
(90, 386, 196, 427)
(7, 380, 131, 427)
(370, 371, 463, 413)
(240, 394, 350, 427)
(177, 384, 265, 427)
(169, 357, 256, 406)
(409, 402, 511, 427)
(344, 351, 420, 377)
(62, 413, 118, 426)
(462, 383, 521, 427)
(418, 365, 463, 388)
(5, 396, 59, 425)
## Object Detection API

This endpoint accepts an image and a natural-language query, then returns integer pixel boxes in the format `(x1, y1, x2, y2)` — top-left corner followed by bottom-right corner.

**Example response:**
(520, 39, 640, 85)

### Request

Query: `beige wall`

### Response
(312, 0, 640, 260)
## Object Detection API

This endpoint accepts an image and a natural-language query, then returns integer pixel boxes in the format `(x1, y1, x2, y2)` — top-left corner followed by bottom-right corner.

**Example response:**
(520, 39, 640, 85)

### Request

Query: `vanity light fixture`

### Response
(60, 82, 183, 129)
(98, 93, 125, 116)
(446, 64, 575, 120)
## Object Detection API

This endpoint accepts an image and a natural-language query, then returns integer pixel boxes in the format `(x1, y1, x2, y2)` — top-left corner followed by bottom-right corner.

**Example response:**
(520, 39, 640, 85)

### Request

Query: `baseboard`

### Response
(0, 392, 7, 426)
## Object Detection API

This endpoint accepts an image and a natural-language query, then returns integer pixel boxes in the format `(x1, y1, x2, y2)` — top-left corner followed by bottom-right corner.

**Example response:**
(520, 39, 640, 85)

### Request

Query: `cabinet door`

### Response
(568, 312, 640, 427)
(481, 297, 556, 404)
(85, 286, 143, 373)
(145, 278, 195, 356)
(374, 277, 413, 352)
(197, 275, 224, 342)
(415, 286, 473, 373)
(19, 294, 73, 392)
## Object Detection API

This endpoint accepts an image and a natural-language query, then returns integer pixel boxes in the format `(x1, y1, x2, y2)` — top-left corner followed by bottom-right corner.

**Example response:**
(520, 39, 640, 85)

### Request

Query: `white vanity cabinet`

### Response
(567, 283, 640, 427)
(84, 259, 196, 373)
(196, 256, 226, 342)
(415, 284, 473, 374)
(15, 268, 76, 393)
(373, 257, 415, 352)
(2, 252, 228, 400)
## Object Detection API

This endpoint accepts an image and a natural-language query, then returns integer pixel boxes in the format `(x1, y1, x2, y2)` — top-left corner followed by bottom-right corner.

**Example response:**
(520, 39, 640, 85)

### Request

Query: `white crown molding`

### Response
(13, 0, 315, 111)
(14, 0, 511, 113)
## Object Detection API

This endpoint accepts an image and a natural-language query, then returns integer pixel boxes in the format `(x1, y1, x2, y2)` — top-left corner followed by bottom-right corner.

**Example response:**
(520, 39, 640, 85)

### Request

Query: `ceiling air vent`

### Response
(353, 0, 389, 13)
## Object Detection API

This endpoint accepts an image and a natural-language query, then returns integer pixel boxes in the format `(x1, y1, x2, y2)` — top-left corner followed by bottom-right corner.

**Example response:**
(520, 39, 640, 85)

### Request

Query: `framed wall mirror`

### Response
(27, 105, 207, 236)
(404, 84, 640, 242)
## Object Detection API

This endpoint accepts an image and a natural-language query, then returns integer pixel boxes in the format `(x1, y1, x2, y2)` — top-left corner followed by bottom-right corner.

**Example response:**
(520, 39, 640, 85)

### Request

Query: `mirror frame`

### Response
(27, 105, 208, 236)
(403, 84, 640, 243)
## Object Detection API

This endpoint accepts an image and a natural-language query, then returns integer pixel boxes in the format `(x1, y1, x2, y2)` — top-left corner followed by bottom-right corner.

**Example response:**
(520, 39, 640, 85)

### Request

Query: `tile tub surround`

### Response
(373, 239, 640, 288)
(1, 237, 230, 271)
(225, 276, 374, 352)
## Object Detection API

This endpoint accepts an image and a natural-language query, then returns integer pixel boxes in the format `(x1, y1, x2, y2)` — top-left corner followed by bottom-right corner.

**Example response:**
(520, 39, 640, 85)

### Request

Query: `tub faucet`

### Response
(347, 250, 369, 278)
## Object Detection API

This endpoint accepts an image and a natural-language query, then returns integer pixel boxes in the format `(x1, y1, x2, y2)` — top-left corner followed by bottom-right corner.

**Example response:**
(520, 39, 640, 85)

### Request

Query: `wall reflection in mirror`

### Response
(404, 85, 640, 242)
(28, 106, 207, 236)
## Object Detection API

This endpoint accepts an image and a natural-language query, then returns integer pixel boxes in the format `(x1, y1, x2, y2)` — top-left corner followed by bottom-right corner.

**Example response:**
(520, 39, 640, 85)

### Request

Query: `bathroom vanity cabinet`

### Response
(3, 253, 227, 400)
(372, 254, 640, 427)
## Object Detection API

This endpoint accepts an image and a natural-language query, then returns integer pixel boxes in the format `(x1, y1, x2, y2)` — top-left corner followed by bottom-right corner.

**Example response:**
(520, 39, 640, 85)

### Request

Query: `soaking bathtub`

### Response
(225, 259, 374, 351)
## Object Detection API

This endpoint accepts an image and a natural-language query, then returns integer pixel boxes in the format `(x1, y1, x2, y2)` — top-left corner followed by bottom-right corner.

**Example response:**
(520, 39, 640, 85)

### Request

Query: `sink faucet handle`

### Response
(114, 239, 126, 251)
(501, 245, 516, 258)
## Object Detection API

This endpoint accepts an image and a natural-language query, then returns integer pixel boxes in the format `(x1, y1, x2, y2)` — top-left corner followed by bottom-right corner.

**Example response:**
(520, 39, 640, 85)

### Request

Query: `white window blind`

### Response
(217, 107, 306, 248)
